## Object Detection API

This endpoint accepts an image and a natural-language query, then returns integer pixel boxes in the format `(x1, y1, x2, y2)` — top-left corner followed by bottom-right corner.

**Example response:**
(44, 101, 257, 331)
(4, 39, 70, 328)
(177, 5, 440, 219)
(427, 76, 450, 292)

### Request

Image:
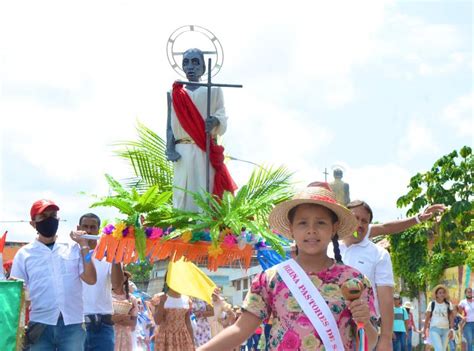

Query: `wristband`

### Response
(415, 214, 421, 224)
(81, 245, 90, 251)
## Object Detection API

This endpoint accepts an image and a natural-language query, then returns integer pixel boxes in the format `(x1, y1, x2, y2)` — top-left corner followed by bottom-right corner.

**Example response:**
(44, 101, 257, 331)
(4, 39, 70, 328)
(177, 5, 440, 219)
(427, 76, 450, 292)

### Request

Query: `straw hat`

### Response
(268, 182, 357, 239)
(403, 301, 412, 309)
(431, 284, 450, 300)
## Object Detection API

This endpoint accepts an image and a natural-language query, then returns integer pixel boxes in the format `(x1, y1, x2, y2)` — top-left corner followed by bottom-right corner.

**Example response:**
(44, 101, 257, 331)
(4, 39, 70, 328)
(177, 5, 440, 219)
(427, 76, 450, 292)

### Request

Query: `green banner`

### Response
(0, 281, 24, 351)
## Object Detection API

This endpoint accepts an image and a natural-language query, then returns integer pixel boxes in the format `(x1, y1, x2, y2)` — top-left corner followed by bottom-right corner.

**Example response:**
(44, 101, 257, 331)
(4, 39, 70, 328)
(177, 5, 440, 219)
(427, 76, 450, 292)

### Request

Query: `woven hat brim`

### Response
(268, 198, 357, 239)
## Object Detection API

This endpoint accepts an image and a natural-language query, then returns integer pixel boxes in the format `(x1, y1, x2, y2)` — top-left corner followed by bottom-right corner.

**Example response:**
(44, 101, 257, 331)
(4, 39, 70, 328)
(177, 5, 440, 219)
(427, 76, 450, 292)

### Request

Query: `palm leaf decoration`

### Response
(154, 165, 294, 256)
(90, 174, 173, 259)
(114, 120, 173, 193)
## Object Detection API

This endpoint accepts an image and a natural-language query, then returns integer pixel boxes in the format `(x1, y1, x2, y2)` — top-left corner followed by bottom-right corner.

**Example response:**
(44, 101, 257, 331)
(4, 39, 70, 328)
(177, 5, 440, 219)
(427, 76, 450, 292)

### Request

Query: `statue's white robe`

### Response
(170, 86, 228, 212)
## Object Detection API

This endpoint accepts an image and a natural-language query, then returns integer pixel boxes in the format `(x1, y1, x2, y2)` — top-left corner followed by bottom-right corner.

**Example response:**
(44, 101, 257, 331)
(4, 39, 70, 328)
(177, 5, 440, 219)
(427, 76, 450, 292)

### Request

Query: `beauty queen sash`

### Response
(275, 259, 344, 350)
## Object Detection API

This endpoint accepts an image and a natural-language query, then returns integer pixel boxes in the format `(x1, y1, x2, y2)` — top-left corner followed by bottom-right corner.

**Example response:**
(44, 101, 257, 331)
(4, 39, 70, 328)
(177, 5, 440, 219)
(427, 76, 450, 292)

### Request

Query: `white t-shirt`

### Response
(11, 240, 85, 325)
(328, 233, 394, 316)
(427, 301, 453, 329)
(82, 257, 113, 315)
(459, 299, 474, 322)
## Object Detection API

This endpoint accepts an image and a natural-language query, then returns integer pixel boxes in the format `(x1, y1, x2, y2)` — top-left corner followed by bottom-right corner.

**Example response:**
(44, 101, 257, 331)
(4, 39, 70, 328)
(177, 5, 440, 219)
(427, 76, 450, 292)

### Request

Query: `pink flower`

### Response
(222, 234, 237, 247)
(278, 329, 301, 350)
(149, 227, 163, 239)
(297, 316, 312, 328)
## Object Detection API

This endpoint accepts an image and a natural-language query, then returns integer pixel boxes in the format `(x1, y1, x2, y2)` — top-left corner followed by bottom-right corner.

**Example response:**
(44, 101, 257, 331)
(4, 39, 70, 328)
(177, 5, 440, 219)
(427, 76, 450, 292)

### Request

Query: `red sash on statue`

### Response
(172, 82, 237, 198)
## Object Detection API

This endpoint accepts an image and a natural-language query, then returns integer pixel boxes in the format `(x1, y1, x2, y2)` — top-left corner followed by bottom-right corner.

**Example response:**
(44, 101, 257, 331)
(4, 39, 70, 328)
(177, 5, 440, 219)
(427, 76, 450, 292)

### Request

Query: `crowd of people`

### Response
(4, 184, 472, 351)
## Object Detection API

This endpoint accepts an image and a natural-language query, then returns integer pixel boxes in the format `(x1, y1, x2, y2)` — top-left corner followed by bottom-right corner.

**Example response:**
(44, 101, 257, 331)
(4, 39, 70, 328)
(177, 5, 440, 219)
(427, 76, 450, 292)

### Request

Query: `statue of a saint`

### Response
(166, 48, 236, 212)
(329, 169, 350, 206)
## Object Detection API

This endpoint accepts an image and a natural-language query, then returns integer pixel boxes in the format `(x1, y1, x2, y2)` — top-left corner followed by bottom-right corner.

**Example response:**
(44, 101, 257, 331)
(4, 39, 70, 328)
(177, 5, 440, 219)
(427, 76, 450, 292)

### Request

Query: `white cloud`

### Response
(441, 92, 474, 138)
(397, 119, 439, 162)
(344, 163, 412, 222)
(374, 13, 470, 77)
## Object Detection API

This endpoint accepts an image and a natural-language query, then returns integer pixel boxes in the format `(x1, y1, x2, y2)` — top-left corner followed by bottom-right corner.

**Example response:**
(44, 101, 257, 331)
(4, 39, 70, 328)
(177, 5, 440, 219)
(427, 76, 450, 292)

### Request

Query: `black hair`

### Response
(288, 204, 342, 263)
(123, 271, 132, 300)
(332, 233, 342, 263)
(347, 200, 373, 222)
(162, 271, 169, 293)
(79, 213, 101, 227)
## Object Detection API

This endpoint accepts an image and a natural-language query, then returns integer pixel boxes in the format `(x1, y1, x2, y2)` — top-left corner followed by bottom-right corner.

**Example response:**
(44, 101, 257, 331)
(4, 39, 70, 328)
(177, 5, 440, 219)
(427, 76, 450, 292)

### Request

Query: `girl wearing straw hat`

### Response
(198, 182, 378, 350)
(423, 285, 455, 351)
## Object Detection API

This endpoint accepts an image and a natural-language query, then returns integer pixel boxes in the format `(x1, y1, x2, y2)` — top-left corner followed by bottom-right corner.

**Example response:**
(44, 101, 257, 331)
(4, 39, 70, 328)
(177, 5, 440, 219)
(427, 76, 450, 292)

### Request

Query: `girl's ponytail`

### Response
(332, 233, 343, 263)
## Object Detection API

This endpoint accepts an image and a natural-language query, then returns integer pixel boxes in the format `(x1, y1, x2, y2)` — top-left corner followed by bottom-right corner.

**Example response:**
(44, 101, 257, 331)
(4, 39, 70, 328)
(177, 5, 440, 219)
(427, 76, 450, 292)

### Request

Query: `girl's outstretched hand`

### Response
(348, 299, 371, 325)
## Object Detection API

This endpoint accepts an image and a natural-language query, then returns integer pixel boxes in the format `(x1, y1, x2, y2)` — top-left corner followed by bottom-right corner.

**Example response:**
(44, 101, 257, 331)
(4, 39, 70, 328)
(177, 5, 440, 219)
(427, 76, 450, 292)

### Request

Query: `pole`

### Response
(206, 58, 212, 194)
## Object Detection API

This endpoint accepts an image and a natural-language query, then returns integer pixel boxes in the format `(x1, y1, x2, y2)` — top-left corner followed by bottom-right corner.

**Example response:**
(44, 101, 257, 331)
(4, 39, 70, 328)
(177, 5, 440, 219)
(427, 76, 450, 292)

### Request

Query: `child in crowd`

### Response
(198, 182, 378, 350)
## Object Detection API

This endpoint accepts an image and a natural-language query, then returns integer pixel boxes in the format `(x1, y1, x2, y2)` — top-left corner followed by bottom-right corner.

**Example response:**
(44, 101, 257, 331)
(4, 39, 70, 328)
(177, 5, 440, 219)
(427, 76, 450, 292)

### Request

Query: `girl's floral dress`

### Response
(242, 261, 377, 351)
(192, 299, 212, 347)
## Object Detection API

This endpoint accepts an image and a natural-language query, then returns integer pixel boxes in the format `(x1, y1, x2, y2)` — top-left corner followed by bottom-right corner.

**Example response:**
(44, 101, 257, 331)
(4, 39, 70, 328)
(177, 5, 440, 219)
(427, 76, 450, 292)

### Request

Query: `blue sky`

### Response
(0, 0, 472, 242)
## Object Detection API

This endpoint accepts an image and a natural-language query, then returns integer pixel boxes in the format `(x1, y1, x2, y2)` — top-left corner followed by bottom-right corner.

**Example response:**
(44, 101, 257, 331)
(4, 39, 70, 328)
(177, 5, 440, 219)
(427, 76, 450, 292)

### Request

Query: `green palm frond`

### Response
(114, 120, 173, 193)
(91, 175, 172, 224)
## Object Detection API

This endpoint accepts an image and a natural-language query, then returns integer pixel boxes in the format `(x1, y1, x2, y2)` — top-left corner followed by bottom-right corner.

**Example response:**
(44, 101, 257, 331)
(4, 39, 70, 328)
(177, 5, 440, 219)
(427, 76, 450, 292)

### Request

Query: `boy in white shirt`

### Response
(79, 213, 124, 351)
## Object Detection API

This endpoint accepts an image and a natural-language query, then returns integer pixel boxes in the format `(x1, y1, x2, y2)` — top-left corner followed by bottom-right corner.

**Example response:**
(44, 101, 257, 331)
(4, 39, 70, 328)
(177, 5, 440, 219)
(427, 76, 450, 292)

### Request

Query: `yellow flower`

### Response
(322, 283, 341, 299)
(208, 244, 224, 258)
(112, 222, 126, 240)
(302, 334, 320, 350)
(181, 230, 192, 243)
(286, 297, 301, 312)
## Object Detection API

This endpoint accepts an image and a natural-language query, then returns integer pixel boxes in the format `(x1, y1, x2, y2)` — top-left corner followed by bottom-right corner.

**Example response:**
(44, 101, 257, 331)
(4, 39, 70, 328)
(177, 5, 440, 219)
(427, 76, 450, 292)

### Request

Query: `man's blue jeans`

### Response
(464, 322, 474, 351)
(392, 331, 406, 351)
(84, 323, 115, 351)
(30, 317, 86, 351)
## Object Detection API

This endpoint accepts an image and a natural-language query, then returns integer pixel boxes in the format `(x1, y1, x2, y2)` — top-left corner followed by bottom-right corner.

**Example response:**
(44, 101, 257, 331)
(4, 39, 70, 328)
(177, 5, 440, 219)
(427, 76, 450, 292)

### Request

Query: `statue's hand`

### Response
(166, 149, 181, 162)
(205, 116, 220, 133)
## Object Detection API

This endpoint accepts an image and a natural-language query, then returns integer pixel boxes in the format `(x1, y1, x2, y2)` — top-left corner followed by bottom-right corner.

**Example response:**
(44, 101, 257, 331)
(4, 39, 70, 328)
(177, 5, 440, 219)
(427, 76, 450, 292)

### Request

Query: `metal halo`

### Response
(331, 164, 347, 173)
(166, 25, 224, 79)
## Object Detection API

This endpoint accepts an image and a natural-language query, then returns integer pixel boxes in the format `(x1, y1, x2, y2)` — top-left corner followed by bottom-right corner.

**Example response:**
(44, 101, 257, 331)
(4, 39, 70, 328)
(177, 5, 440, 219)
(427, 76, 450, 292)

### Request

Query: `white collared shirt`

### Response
(328, 230, 394, 315)
(82, 257, 113, 315)
(11, 240, 85, 325)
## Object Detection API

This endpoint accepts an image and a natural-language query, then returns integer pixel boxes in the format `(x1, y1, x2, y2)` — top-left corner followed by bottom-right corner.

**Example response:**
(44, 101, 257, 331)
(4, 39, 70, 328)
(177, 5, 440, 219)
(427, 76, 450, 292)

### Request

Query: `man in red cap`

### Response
(11, 199, 97, 351)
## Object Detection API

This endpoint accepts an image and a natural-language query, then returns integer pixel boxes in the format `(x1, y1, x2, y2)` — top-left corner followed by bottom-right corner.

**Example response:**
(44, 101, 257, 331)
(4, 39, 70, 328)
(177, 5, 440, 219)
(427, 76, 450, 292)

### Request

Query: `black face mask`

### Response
(35, 217, 59, 237)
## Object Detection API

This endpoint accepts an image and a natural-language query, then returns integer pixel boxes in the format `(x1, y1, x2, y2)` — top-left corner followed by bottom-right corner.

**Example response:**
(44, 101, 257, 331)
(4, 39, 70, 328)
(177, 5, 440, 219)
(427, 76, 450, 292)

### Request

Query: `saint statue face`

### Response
(182, 49, 206, 82)
(334, 169, 343, 179)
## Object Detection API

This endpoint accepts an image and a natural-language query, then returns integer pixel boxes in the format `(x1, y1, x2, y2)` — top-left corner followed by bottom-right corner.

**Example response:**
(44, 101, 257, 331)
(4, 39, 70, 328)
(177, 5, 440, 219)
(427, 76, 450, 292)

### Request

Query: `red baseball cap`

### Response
(30, 199, 60, 220)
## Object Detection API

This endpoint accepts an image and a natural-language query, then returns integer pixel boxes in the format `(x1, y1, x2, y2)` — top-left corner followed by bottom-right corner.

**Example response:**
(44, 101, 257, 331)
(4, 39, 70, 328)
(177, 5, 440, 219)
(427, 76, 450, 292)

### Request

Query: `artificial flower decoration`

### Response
(103, 224, 115, 235)
(181, 230, 193, 243)
(112, 222, 127, 240)
(222, 234, 237, 248)
(208, 243, 224, 258)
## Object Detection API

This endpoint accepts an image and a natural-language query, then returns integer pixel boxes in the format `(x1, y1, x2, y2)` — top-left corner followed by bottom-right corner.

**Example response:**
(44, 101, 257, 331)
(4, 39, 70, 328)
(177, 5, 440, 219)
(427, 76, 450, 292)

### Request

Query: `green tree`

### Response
(396, 146, 473, 287)
(126, 260, 153, 284)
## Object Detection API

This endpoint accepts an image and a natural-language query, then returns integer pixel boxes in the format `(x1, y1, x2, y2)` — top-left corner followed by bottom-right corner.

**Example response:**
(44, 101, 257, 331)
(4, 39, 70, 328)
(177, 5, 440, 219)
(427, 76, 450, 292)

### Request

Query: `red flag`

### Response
(0, 231, 7, 253)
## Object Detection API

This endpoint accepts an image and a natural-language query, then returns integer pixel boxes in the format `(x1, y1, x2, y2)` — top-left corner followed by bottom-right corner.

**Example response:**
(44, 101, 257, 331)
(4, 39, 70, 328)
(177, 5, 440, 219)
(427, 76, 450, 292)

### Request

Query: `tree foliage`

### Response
(126, 260, 154, 284)
(388, 227, 428, 298)
(395, 146, 473, 287)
